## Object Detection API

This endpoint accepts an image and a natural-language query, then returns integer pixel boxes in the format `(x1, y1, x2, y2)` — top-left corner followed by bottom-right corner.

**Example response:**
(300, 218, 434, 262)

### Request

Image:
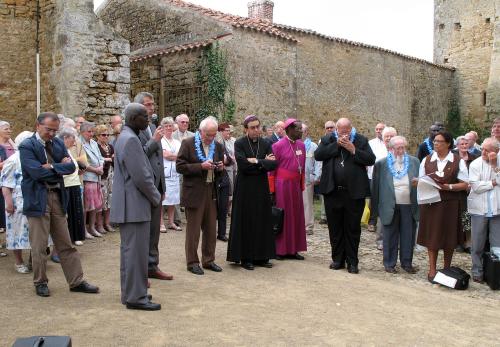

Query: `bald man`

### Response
(266, 121, 285, 144)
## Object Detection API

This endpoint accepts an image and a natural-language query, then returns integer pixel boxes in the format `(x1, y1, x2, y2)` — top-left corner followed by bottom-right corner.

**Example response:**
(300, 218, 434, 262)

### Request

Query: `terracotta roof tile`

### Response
(162, 0, 298, 42)
(274, 24, 454, 71)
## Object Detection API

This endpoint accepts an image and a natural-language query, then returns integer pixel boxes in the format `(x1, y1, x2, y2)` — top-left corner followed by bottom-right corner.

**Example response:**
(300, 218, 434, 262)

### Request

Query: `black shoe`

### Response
(241, 262, 254, 270)
(292, 253, 305, 260)
(147, 294, 152, 301)
(70, 281, 100, 294)
(35, 283, 50, 297)
(329, 262, 345, 270)
(217, 236, 228, 242)
(401, 266, 419, 274)
(464, 247, 471, 254)
(256, 261, 273, 268)
(347, 264, 359, 274)
(126, 302, 161, 311)
(275, 255, 285, 261)
(384, 267, 397, 274)
(203, 262, 223, 272)
(187, 264, 204, 275)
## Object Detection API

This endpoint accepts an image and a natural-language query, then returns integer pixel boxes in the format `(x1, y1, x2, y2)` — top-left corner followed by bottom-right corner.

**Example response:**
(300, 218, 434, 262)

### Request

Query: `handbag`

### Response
(434, 266, 470, 290)
(483, 252, 500, 290)
(12, 336, 72, 347)
(271, 206, 284, 235)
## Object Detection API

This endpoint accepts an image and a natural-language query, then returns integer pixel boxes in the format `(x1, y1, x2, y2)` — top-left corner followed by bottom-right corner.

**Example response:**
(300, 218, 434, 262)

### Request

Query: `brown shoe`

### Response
(148, 269, 174, 280)
(402, 266, 419, 274)
(472, 276, 484, 284)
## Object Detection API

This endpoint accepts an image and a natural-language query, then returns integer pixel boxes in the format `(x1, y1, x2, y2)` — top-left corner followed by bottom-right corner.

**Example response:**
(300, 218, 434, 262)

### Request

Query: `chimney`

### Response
(247, 0, 274, 22)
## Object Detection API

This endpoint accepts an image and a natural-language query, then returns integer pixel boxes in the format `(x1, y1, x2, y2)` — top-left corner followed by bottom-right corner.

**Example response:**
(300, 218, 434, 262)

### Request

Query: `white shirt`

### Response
(418, 151, 469, 182)
(468, 156, 500, 216)
(367, 137, 387, 179)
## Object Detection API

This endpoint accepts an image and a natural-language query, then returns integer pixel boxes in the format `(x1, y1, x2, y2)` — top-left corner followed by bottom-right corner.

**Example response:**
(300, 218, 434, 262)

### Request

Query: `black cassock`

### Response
(227, 136, 277, 262)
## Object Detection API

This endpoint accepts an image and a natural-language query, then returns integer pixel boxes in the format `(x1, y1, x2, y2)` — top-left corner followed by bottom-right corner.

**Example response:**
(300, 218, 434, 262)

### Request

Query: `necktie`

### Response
(45, 141, 54, 164)
(146, 125, 152, 139)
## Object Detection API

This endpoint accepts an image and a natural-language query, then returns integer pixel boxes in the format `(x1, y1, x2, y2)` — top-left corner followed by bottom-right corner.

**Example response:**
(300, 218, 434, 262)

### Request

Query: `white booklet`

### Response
(417, 175, 441, 204)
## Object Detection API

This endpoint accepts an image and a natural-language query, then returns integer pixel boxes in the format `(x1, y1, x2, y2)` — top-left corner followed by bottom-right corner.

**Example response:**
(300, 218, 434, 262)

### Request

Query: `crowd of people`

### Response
(0, 90, 499, 310)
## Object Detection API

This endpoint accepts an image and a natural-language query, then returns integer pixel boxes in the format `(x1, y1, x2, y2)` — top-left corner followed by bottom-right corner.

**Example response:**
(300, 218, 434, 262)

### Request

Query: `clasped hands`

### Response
(201, 160, 223, 171)
(42, 157, 72, 170)
(247, 153, 275, 164)
(337, 135, 355, 154)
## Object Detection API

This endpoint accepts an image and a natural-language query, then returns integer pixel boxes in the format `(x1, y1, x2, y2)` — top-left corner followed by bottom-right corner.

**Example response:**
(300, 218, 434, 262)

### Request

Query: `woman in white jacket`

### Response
(467, 137, 500, 283)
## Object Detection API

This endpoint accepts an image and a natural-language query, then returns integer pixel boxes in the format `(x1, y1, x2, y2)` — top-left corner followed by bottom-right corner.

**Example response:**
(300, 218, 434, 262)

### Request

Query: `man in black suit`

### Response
(265, 120, 285, 144)
(315, 118, 375, 274)
(134, 92, 173, 282)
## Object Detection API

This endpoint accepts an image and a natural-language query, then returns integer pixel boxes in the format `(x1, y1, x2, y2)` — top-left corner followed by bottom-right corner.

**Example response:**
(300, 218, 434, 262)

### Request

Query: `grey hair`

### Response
(133, 92, 154, 105)
(382, 126, 397, 137)
(483, 137, 500, 150)
(0, 121, 10, 128)
(57, 127, 77, 140)
(64, 118, 76, 129)
(455, 135, 467, 144)
(79, 121, 95, 133)
(388, 135, 408, 149)
(199, 116, 218, 131)
(175, 113, 189, 122)
(14, 131, 33, 147)
(161, 117, 175, 126)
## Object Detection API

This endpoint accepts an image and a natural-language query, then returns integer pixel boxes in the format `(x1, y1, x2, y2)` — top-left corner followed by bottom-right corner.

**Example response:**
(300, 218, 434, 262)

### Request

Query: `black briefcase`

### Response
(434, 266, 470, 290)
(483, 252, 500, 290)
(12, 336, 72, 347)
(271, 206, 284, 235)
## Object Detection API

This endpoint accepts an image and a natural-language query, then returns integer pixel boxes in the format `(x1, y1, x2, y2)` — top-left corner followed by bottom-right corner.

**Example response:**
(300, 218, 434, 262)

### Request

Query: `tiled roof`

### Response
(130, 36, 226, 62)
(163, 0, 298, 42)
(274, 24, 455, 71)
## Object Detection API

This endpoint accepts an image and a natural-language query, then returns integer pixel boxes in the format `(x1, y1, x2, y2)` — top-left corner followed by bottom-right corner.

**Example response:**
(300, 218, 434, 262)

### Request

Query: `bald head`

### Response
(274, 121, 285, 137)
(324, 121, 335, 135)
(124, 103, 148, 132)
(336, 118, 352, 137)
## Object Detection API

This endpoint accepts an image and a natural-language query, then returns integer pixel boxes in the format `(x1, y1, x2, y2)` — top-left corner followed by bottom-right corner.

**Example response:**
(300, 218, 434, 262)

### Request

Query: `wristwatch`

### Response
(448, 184, 453, 190)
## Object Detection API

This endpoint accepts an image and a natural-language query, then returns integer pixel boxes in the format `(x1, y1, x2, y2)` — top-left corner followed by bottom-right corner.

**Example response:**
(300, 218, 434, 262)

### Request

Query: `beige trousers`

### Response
(303, 183, 315, 232)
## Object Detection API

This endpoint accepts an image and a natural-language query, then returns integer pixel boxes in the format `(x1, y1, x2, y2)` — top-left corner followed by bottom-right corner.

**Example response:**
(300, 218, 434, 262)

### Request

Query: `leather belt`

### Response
(335, 185, 347, 191)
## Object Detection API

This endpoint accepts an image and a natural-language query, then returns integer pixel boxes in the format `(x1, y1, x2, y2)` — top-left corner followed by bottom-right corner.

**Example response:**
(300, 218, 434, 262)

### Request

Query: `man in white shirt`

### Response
(367, 123, 386, 232)
(468, 137, 500, 283)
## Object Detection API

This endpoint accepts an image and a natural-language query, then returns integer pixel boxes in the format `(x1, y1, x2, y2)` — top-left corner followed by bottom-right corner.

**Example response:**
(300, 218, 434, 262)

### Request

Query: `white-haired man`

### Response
(176, 117, 225, 275)
(468, 137, 500, 283)
(367, 122, 386, 233)
(173, 114, 194, 142)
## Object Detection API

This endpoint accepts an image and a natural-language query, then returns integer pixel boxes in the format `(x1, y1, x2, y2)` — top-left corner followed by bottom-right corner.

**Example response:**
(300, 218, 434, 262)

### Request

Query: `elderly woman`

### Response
(416, 131, 469, 284)
(160, 117, 182, 231)
(1, 131, 34, 272)
(95, 124, 114, 232)
(80, 121, 105, 238)
(453, 135, 479, 252)
(0, 121, 15, 235)
(372, 136, 420, 274)
(58, 127, 86, 246)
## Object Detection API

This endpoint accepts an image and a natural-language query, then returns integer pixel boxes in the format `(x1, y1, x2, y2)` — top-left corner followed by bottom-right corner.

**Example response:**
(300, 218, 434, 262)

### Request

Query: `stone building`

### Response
(97, 0, 454, 145)
(0, 0, 130, 134)
(434, 0, 500, 122)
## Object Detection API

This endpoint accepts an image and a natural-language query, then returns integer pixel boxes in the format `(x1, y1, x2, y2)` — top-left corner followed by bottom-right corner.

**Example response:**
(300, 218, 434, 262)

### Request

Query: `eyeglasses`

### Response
(325, 127, 334, 130)
(179, 121, 189, 124)
(100, 134, 110, 137)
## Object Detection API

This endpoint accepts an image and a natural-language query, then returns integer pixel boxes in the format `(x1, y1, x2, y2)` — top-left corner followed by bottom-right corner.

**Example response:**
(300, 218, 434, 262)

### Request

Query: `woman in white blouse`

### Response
(160, 117, 182, 231)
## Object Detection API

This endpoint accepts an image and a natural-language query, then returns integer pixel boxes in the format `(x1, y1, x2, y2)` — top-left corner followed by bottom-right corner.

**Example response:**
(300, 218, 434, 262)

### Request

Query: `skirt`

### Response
(417, 199, 463, 251)
(83, 181, 103, 212)
(100, 174, 113, 211)
(67, 186, 85, 242)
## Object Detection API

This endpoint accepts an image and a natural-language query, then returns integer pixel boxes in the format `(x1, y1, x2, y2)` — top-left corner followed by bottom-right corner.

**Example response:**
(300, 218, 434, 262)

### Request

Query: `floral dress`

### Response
(1, 153, 30, 250)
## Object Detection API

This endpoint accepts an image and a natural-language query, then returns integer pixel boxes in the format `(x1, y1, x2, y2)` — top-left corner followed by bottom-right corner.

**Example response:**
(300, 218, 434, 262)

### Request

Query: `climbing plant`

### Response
(196, 43, 236, 125)
(446, 105, 490, 140)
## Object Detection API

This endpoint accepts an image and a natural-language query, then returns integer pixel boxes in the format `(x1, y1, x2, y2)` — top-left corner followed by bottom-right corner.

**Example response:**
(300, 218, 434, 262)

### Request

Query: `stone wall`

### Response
(486, 1, 500, 119)
(287, 31, 454, 147)
(434, 0, 497, 123)
(0, 0, 130, 134)
(98, 0, 231, 52)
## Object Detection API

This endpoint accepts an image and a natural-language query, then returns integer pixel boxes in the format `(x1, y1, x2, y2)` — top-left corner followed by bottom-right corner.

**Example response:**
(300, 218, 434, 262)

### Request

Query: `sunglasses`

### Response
(100, 134, 110, 137)
(325, 126, 334, 130)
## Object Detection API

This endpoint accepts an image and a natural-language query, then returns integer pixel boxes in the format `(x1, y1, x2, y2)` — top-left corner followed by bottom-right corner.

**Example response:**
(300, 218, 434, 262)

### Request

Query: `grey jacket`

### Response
(110, 125, 161, 224)
(138, 124, 166, 194)
(371, 155, 420, 225)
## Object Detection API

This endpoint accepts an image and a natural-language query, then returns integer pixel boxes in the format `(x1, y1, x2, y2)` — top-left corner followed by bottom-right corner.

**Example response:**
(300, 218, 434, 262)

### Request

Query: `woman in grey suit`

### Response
(371, 136, 420, 274)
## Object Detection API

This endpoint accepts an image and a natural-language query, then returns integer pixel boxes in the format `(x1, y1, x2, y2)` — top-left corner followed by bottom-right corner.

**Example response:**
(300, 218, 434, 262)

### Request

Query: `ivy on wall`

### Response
(446, 105, 490, 140)
(196, 43, 236, 125)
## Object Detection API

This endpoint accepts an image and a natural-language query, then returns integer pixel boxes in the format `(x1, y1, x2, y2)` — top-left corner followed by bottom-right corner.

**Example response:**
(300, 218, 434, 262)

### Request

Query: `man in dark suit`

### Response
(176, 116, 225, 275)
(19, 112, 99, 297)
(134, 92, 172, 281)
(265, 120, 284, 144)
(315, 118, 375, 274)
(111, 103, 162, 311)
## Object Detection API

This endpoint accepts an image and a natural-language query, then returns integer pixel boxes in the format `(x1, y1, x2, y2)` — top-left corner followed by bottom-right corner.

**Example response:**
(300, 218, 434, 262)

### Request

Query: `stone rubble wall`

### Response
(434, 0, 497, 123)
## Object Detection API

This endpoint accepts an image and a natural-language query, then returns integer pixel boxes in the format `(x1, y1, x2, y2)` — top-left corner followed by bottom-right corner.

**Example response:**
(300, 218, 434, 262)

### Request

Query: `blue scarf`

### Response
(333, 128, 357, 143)
(386, 152, 410, 179)
(304, 138, 312, 153)
(194, 131, 215, 162)
(424, 137, 434, 155)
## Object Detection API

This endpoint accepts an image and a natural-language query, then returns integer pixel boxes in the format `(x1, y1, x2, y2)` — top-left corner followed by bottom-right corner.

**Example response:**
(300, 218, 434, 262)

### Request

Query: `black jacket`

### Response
(314, 133, 375, 199)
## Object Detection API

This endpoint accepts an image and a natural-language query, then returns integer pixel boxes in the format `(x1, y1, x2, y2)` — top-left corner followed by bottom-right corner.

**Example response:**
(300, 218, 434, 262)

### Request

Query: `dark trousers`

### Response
(368, 179, 377, 226)
(324, 191, 365, 266)
(382, 204, 416, 269)
(217, 183, 230, 238)
(148, 194, 162, 272)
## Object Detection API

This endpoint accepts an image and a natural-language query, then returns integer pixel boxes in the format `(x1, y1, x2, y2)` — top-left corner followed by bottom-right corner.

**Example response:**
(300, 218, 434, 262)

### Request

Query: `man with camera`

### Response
(176, 116, 225, 275)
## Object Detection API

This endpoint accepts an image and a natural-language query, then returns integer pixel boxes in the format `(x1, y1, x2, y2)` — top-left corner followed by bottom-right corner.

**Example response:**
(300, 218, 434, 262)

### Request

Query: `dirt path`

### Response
(1, 224, 499, 346)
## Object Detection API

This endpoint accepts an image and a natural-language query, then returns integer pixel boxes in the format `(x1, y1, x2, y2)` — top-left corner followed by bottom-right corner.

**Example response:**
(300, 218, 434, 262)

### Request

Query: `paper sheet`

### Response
(417, 175, 441, 204)
(434, 271, 458, 288)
